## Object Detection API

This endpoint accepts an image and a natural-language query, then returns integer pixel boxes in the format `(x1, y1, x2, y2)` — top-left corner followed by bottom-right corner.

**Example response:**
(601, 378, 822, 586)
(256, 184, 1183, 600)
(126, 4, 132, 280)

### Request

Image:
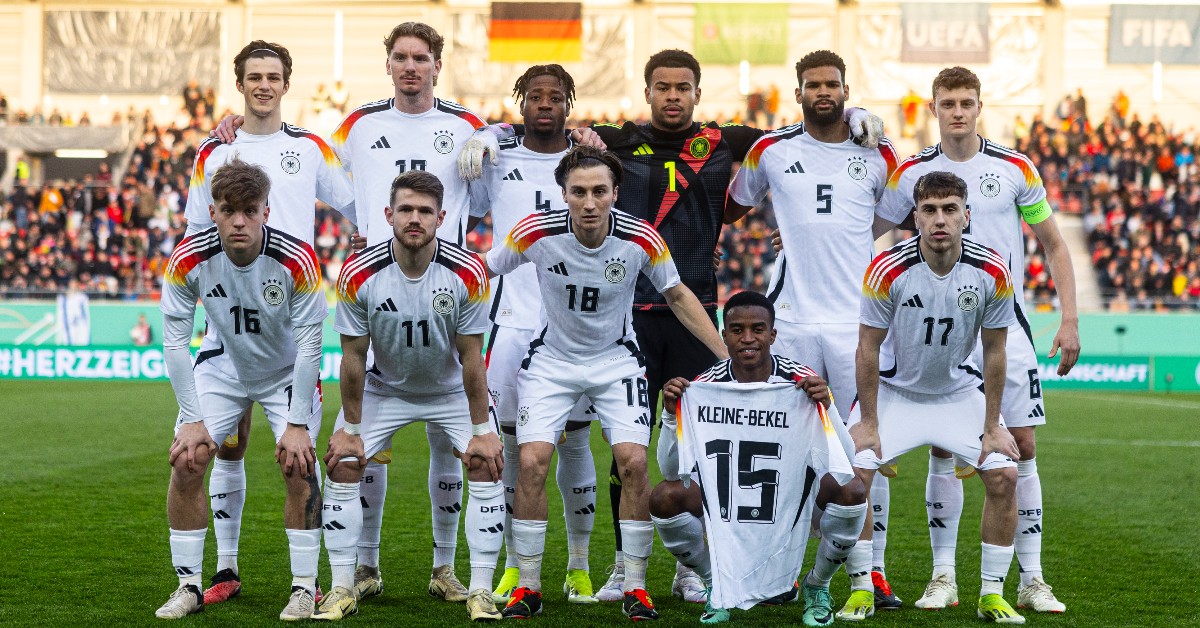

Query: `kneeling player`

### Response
(156, 159, 327, 620)
(652, 291, 867, 626)
(314, 171, 506, 622)
(484, 146, 727, 620)
(850, 171, 1024, 624)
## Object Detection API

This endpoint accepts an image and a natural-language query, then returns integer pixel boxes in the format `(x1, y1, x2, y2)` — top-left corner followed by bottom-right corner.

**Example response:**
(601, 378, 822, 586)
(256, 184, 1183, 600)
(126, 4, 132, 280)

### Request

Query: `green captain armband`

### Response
(1019, 199, 1052, 225)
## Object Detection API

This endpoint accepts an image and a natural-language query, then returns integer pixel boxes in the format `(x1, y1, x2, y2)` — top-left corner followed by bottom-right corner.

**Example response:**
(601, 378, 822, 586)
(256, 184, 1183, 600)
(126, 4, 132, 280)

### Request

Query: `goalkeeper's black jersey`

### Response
(593, 121, 763, 311)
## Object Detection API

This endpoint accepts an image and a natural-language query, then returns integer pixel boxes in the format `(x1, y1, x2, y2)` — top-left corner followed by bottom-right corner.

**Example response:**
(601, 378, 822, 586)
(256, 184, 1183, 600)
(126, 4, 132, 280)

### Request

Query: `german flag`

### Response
(489, 2, 582, 63)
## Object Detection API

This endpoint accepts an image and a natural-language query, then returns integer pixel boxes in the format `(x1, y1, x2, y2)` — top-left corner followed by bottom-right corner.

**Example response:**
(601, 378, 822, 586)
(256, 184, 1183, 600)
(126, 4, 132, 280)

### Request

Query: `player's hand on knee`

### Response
(796, 375, 831, 409)
(569, 127, 607, 150)
(457, 132, 500, 181)
(463, 432, 504, 482)
(771, 229, 783, 253)
(169, 422, 217, 474)
(325, 429, 366, 473)
(847, 107, 884, 149)
(349, 232, 367, 252)
(277, 424, 317, 477)
(211, 114, 244, 144)
(848, 421, 882, 459)
(661, 377, 691, 410)
(980, 425, 1020, 465)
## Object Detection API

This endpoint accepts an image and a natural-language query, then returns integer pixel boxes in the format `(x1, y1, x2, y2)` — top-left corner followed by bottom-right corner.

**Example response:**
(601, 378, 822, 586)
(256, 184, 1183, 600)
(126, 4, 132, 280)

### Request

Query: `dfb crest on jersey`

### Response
(263, 278, 286, 305)
(281, 150, 301, 175)
(980, 174, 1001, 198)
(847, 156, 868, 180)
(689, 136, 711, 159)
(517, 406, 530, 427)
(434, 130, 454, 154)
(957, 285, 980, 312)
(432, 288, 455, 315)
(604, 258, 627, 283)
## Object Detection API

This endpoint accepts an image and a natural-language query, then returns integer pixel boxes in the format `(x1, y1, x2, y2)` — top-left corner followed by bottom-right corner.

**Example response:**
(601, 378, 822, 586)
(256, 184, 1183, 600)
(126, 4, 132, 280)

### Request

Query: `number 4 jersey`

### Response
(678, 372, 854, 610)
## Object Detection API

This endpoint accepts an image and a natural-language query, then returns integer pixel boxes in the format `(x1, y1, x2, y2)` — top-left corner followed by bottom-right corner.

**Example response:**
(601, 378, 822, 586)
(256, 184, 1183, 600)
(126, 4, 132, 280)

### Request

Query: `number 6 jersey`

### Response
(678, 375, 854, 610)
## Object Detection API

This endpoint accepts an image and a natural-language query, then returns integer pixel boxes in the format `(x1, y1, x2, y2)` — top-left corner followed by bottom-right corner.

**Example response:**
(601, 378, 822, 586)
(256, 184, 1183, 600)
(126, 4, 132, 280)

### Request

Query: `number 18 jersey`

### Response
(678, 376, 853, 610)
(334, 239, 490, 396)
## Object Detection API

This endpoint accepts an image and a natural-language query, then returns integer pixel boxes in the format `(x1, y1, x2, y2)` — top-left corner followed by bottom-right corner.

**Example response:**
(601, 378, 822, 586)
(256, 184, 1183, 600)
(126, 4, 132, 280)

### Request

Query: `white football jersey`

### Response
(161, 226, 327, 380)
(730, 126, 899, 324)
(486, 209, 680, 364)
(860, 236, 1017, 395)
(467, 137, 570, 331)
(678, 379, 853, 610)
(331, 98, 485, 247)
(334, 238, 490, 396)
(880, 137, 1050, 310)
(184, 124, 356, 240)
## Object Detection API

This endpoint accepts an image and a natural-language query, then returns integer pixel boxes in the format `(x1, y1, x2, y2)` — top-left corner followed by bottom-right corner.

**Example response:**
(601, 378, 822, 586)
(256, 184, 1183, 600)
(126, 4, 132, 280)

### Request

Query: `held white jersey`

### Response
(334, 238, 490, 396)
(161, 226, 327, 380)
(331, 98, 485, 247)
(860, 236, 1017, 395)
(486, 209, 681, 363)
(467, 137, 570, 330)
(184, 124, 356, 240)
(729, 126, 899, 323)
(880, 137, 1051, 310)
(678, 379, 853, 610)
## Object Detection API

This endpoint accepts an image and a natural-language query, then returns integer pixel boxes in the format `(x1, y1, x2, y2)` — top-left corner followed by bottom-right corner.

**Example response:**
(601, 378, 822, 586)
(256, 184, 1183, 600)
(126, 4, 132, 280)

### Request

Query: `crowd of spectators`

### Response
(1015, 89, 1200, 310)
(4, 85, 1200, 312)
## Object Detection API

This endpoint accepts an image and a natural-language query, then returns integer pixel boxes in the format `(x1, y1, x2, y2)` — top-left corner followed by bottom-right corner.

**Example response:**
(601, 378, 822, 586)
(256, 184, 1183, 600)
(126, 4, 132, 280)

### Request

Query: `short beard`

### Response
(801, 101, 844, 128)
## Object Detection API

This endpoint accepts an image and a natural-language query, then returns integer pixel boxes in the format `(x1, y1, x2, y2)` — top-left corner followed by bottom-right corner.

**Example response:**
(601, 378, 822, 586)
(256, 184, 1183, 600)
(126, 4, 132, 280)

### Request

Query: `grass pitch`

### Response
(1, 382, 1197, 627)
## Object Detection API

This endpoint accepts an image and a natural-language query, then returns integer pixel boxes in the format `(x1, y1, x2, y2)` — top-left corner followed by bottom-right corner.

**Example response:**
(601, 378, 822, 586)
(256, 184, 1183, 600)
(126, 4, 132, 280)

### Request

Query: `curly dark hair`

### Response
(644, 49, 701, 87)
(511, 64, 576, 109)
(795, 50, 846, 86)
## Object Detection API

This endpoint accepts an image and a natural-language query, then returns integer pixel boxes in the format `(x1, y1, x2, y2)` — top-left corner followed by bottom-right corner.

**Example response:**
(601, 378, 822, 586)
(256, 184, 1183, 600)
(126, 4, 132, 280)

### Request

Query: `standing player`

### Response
(466, 65, 600, 605)
(484, 146, 728, 620)
(461, 49, 882, 603)
(725, 50, 902, 616)
(186, 40, 357, 606)
(155, 159, 327, 620)
(851, 171, 1025, 625)
(314, 171, 506, 622)
(652, 291, 867, 626)
(879, 67, 1078, 613)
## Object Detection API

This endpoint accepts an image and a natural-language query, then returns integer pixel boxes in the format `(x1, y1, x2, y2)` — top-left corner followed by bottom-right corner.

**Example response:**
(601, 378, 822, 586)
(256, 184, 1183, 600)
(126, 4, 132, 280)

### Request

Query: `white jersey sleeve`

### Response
(183, 138, 223, 235)
(613, 211, 681, 294)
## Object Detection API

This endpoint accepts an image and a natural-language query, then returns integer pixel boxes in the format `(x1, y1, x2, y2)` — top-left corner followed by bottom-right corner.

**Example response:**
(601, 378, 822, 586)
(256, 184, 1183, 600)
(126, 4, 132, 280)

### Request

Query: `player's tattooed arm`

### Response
(980, 326, 1020, 463)
(302, 472, 322, 529)
(849, 324, 887, 458)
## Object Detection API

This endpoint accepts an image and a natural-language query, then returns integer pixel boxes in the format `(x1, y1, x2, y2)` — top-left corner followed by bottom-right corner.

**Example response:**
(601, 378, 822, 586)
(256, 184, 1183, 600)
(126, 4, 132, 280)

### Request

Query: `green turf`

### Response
(1, 383, 1197, 626)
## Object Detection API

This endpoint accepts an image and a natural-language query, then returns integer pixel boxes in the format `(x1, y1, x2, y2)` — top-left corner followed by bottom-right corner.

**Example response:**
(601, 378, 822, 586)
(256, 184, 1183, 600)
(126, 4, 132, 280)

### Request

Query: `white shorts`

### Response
(517, 352, 650, 447)
(358, 389, 473, 460)
(847, 385, 1016, 473)
(488, 324, 592, 430)
(773, 321, 858, 419)
(970, 318, 1046, 428)
(179, 362, 319, 446)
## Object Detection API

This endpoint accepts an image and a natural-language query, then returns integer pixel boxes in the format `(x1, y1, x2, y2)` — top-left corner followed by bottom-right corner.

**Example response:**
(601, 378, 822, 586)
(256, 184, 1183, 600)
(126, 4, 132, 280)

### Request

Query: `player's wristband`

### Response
(342, 422, 361, 436)
(472, 422, 494, 436)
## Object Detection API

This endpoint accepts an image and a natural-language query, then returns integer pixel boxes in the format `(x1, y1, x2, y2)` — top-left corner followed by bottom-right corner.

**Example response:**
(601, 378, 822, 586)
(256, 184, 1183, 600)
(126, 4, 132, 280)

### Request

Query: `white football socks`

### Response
(512, 518, 548, 591)
(286, 528, 320, 592)
(980, 542, 1014, 596)
(810, 502, 866, 588)
(501, 431, 521, 570)
(357, 460, 387, 569)
(466, 480, 505, 592)
(1015, 458, 1044, 587)
(323, 480, 362, 590)
(927, 453, 963, 576)
(652, 512, 711, 583)
(208, 458, 245, 574)
(428, 426, 463, 569)
(556, 428, 596, 572)
(846, 540, 873, 591)
(170, 528, 206, 588)
(620, 520, 654, 591)
(870, 474, 890, 575)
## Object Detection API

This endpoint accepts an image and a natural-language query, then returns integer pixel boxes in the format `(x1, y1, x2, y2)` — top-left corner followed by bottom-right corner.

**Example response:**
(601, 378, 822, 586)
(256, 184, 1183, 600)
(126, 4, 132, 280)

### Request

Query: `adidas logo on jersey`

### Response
(502, 168, 524, 181)
(375, 298, 398, 312)
(901, 294, 924, 308)
(633, 144, 653, 156)
(205, 284, 229, 298)
(547, 261, 569, 276)
(784, 161, 804, 174)
(1027, 404, 1045, 419)
(370, 136, 391, 149)
(634, 413, 652, 427)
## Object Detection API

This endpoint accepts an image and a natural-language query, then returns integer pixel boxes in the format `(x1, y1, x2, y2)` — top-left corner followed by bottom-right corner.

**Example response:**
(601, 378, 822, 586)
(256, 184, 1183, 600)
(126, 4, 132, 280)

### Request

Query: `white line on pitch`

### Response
(1065, 393, 1200, 410)
(1041, 436, 1200, 448)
